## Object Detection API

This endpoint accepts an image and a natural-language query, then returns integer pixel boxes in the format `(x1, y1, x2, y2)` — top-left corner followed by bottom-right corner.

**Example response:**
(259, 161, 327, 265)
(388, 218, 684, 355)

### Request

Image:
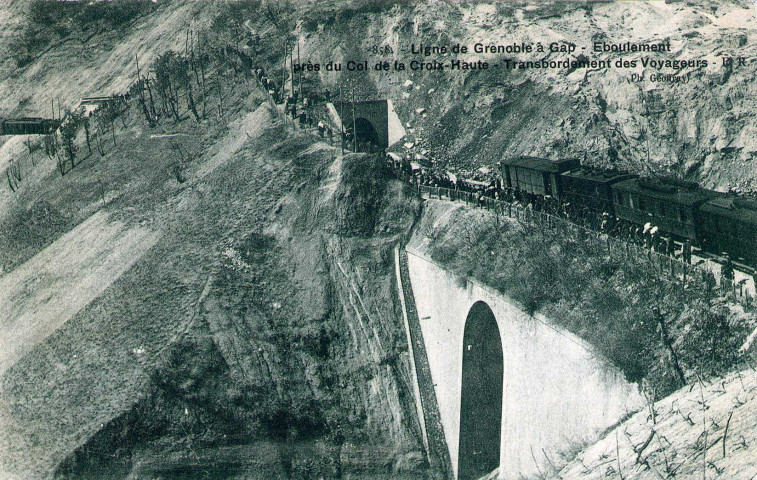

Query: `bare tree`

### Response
(44, 132, 59, 160)
(134, 54, 155, 125)
(94, 119, 106, 156)
(168, 139, 195, 183)
(71, 107, 92, 154)
(155, 51, 182, 122)
(174, 52, 200, 122)
(215, 72, 226, 118)
(196, 32, 208, 119)
(59, 111, 79, 171)
(100, 102, 120, 146)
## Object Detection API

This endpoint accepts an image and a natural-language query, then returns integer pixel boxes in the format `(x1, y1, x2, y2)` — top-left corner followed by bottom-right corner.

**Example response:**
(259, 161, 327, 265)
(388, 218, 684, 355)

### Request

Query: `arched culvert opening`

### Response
(458, 301, 503, 480)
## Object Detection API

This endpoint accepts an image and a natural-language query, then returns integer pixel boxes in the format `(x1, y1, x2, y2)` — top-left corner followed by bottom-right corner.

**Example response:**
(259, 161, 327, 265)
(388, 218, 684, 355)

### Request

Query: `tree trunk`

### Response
(656, 310, 686, 387)
(187, 82, 200, 122)
(83, 120, 92, 153)
(145, 75, 158, 122)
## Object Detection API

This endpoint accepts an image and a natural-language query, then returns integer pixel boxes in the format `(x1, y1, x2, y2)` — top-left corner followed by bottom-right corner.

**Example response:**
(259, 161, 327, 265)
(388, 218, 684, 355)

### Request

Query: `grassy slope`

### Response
(411, 200, 754, 396)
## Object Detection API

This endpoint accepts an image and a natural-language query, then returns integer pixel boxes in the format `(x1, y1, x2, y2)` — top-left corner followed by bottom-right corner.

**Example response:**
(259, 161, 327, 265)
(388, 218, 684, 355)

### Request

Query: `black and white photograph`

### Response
(1, 0, 756, 478)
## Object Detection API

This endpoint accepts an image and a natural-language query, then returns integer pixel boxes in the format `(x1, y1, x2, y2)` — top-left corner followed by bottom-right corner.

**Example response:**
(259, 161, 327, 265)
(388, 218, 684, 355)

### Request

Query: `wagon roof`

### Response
(701, 194, 757, 225)
(502, 156, 578, 173)
(612, 177, 715, 206)
(561, 167, 637, 184)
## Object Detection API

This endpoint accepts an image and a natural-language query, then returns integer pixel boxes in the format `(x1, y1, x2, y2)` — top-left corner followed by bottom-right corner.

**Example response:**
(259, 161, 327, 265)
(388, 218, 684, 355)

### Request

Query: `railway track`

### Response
(416, 184, 757, 304)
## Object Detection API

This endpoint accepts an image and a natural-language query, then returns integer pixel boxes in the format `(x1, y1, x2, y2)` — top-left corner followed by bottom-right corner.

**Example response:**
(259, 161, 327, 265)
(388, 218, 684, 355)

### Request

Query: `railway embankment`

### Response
(406, 196, 757, 478)
(410, 198, 756, 399)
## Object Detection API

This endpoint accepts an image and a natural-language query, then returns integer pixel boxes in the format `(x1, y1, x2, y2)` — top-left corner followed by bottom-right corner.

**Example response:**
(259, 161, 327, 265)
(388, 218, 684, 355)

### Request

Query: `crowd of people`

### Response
(254, 66, 371, 151)
(387, 153, 503, 201)
(252, 61, 749, 296)
(386, 152, 708, 266)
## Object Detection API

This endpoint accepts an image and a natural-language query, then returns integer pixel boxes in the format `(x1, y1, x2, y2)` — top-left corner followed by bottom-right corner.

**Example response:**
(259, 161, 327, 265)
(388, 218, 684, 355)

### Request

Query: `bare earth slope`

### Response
(558, 368, 757, 480)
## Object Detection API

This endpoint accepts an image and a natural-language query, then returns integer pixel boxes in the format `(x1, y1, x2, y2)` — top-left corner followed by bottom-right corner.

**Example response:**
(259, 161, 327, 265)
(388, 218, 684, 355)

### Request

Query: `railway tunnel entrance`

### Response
(353, 117, 380, 152)
(458, 301, 503, 480)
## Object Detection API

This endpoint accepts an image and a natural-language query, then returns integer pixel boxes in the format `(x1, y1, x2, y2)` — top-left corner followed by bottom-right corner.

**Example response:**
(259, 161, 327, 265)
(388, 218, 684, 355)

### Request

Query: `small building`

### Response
(0, 118, 60, 136)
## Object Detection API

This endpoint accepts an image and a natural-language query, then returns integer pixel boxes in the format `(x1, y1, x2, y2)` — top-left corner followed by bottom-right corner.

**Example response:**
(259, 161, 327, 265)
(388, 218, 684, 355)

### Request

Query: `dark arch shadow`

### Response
(353, 117, 379, 152)
(458, 301, 503, 480)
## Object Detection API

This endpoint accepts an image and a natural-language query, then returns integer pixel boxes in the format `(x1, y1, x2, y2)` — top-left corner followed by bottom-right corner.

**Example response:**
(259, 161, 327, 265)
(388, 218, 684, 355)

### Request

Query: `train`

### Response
(501, 156, 757, 267)
(0, 118, 60, 136)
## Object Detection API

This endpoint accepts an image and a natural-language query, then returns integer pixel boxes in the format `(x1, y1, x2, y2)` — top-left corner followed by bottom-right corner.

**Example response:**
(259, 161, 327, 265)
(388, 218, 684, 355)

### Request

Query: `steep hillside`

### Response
(0, 1, 217, 116)
(283, 0, 757, 191)
(0, 4, 429, 474)
(2, 1, 757, 478)
(4, 0, 757, 193)
(558, 368, 757, 480)
(0, 90, 428, 479)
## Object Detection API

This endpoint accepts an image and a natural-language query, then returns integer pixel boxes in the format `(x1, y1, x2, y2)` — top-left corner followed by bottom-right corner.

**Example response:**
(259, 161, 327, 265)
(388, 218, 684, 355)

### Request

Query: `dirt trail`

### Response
(0, 210, 159, 376)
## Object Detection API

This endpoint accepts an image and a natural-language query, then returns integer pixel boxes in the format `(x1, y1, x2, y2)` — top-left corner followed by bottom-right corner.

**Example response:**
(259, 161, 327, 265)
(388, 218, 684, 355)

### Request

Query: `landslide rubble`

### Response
(287, 0, 757, 192)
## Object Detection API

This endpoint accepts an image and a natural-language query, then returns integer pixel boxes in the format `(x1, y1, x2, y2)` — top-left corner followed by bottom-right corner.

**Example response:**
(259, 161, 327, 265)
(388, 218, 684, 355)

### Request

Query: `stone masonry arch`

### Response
(458, 301, 504, 480)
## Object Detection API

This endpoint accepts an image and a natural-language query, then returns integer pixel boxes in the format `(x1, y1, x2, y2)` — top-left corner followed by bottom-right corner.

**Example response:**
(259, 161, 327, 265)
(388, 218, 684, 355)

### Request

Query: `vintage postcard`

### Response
(0, 1, 756, 479)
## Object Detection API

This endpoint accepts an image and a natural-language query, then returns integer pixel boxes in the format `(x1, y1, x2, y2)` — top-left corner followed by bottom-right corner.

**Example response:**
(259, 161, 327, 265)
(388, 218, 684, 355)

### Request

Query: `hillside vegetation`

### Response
(0, 2, 428, 478)
(1, 1, 756, 478)
(414, 200, 754, 399)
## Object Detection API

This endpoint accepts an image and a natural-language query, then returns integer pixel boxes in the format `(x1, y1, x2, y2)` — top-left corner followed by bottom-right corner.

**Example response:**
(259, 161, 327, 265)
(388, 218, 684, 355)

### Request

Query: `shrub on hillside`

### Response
(428, 207, 751, 396)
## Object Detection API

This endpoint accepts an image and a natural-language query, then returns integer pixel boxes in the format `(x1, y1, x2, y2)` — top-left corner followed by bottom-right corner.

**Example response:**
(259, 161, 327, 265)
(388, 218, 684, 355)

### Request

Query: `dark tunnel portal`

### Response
(458, 301, 503, 480)
(353, 117, 379, 152)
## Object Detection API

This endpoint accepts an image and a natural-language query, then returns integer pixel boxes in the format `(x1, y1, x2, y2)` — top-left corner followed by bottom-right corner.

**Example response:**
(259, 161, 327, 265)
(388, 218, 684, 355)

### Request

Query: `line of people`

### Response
(386, 152, 710, 268)
(253, 64, 379, 151)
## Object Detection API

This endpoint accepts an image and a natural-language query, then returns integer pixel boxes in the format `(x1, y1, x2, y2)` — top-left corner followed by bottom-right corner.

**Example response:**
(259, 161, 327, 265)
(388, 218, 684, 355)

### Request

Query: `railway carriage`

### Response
(610, 177, 716, 241)
(495, 154, 756, 268)
(501, 156, 579, 200)
(697, 196, 757, 265)
(1, 118, 60, 135)
(559, 167, 636, 218)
